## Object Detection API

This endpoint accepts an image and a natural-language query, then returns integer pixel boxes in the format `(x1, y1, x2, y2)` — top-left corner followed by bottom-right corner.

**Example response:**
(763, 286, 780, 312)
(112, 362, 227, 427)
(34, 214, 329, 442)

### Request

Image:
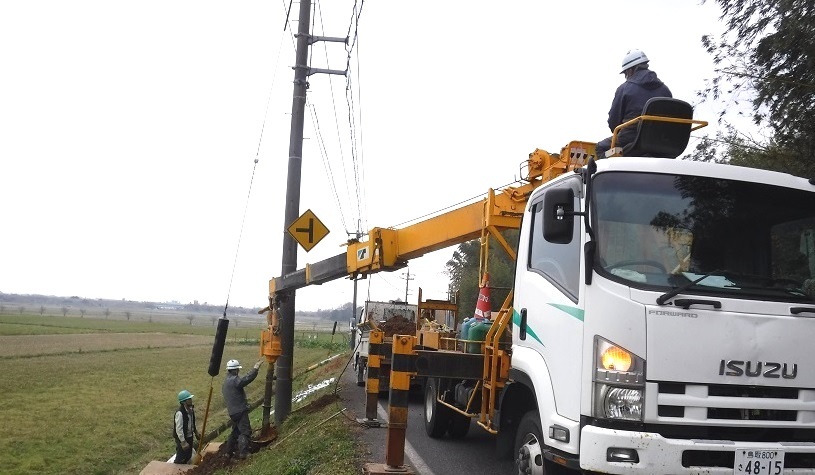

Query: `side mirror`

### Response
(543, 187, 575, 244)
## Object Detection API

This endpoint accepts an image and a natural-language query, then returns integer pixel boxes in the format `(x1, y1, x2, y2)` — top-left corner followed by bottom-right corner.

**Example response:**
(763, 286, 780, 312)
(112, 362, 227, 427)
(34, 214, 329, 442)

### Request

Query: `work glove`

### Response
(254, 360, 263, 370)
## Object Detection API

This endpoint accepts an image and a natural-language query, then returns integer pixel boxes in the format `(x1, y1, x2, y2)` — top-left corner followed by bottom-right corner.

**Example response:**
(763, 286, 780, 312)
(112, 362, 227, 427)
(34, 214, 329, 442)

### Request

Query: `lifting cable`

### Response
(221, 158, 260, 318)
(220, 15, 287, 318)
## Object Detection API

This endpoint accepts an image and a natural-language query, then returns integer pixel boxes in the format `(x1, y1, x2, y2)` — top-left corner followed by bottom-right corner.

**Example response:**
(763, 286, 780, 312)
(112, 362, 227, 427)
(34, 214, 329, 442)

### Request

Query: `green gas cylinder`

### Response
(467, 319, 493, 354)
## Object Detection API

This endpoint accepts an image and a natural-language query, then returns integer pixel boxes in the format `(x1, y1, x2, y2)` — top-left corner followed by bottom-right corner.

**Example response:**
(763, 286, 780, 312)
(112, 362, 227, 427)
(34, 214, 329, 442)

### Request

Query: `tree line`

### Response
(687, 0, 814, 174)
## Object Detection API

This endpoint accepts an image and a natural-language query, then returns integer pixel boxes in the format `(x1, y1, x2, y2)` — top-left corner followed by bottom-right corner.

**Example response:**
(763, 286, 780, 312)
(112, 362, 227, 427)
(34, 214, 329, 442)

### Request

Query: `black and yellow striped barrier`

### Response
(385, 334, 417, 470)
(365, 330, 385, 422)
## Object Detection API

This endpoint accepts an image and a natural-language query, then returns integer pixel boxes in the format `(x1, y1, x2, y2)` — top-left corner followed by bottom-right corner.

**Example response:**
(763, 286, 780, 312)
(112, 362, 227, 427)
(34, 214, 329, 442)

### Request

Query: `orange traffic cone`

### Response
(474, 274, 491, 320)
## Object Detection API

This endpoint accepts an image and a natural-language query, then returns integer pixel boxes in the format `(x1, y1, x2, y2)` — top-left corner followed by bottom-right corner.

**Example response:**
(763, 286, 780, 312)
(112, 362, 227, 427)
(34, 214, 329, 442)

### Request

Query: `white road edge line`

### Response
(377, 402, 436, 475)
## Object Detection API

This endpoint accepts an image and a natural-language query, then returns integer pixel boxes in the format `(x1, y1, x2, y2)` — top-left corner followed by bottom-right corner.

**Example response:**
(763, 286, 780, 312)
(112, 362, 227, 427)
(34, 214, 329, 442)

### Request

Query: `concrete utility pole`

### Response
(274, 0, 312, 428)
(274, 0, 347, 426)
(351, 276, 359, 349)
(401, 268, 414, 302)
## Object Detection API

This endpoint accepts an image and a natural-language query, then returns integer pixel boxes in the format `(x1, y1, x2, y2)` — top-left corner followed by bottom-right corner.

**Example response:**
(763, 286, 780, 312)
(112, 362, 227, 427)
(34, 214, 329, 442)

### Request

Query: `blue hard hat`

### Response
(177, 390, 194, 403)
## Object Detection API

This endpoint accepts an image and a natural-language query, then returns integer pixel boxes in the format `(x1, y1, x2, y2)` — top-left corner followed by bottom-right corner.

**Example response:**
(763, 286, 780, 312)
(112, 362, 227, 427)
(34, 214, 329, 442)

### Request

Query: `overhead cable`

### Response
(315, 0, 355, 237)
(222, 5, 289, 315)
(309, 101, 350, 231)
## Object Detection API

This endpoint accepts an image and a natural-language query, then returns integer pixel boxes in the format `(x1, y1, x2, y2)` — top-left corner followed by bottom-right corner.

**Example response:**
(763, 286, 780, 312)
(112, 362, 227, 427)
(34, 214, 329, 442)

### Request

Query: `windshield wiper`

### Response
(656, 270, 721, 306)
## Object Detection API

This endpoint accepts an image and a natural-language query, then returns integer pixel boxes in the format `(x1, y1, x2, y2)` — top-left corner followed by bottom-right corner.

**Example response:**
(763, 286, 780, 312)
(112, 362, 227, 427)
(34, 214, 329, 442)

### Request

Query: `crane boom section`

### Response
(269, 141, 595, 297)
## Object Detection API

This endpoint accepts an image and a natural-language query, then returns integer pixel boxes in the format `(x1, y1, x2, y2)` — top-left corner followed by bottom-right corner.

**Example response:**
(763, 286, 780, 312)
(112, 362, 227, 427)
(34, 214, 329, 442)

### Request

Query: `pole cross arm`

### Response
(309, 35, 349, 45)
(307, 67, 347, 77)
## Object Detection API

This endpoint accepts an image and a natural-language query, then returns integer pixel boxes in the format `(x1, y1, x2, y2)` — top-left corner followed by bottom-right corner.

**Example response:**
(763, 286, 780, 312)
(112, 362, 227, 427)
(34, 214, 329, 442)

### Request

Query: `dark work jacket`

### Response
(222, 368, 259, 416)
(607, 69, 672, 146)
(172, 404, 197, 446)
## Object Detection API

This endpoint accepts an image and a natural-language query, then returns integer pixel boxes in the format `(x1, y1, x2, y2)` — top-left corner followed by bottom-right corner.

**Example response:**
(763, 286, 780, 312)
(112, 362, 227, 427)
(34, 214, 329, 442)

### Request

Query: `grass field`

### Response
(0, 313, 359, 475)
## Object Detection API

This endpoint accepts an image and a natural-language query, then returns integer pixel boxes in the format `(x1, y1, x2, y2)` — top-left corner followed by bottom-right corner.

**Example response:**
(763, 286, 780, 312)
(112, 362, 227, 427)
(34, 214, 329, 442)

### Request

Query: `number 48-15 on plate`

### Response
(734, 449, 784, 475)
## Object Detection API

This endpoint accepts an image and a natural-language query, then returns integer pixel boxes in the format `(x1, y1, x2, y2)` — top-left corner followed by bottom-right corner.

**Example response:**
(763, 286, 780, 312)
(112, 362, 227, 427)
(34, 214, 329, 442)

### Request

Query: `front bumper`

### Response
(580, 424, 815, 474)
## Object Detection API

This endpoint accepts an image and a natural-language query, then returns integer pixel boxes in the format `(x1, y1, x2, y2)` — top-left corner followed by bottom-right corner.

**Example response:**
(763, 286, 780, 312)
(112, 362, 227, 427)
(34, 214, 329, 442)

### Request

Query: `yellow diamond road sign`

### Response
(288, 209, 329, 252)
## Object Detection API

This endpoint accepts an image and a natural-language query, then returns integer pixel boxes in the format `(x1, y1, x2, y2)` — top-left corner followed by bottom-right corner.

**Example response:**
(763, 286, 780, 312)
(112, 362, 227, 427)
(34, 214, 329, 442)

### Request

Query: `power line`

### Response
(344, 0, 366, 234)
(315, 0, 355, 237)
(352, 37, 367, 233)
(281, 0, 298, 52)
(308, 101, 350, 231)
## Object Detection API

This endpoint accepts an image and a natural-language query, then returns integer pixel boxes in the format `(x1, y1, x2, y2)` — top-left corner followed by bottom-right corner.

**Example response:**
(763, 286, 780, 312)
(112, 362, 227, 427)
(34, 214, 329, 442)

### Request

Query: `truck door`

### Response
(515, 176, 584, 421)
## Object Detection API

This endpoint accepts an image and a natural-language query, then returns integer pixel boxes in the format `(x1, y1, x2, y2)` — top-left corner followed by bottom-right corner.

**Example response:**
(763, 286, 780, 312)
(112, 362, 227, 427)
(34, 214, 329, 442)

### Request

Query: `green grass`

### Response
(0, 321, 95, 335)
(0, 313, 361, 475)
(0, 314, 245, 336)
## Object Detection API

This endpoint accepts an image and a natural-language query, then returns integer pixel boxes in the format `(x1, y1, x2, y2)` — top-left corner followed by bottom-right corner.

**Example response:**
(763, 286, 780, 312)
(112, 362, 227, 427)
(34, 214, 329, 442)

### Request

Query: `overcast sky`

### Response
(0, 1, 729, 311)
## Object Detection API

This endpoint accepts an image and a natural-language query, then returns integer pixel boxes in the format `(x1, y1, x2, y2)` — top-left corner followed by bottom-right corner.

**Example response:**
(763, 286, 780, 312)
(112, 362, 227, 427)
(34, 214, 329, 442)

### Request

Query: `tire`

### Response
(514, 410, 545, 475)
(447, 411, 471, 439)
(356, 358, 367, 387)
(424, 378, 452, 438)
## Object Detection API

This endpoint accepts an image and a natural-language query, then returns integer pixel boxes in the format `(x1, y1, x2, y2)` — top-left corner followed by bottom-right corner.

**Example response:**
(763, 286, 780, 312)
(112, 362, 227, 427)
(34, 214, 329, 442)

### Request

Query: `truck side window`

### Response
(529, 184, 581, 300)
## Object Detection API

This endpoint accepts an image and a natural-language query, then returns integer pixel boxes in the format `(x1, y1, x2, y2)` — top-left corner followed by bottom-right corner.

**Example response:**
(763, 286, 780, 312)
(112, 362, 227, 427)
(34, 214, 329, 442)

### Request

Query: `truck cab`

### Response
(508, 156, 815, 473)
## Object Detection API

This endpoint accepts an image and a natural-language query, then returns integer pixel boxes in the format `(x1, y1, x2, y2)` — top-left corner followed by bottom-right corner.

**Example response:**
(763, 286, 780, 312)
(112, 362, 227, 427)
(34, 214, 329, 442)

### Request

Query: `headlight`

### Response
(604, 387, 643, 421)
(593, 337, 645, 421)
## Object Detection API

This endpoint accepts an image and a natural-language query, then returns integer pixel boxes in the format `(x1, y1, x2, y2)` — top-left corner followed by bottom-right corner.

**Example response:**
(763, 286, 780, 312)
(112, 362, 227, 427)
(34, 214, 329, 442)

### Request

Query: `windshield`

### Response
(593, 171, 815, 303)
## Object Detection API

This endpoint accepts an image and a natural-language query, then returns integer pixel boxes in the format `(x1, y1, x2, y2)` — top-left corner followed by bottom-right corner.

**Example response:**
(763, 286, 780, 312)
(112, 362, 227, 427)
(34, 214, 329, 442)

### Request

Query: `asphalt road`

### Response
(337, 358, 516, 475)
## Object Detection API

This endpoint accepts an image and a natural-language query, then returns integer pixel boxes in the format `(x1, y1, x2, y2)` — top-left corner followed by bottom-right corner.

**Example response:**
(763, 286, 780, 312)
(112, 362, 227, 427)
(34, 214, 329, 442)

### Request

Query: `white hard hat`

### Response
(226, 359, 242, 370)
(621, 49, 649, 73)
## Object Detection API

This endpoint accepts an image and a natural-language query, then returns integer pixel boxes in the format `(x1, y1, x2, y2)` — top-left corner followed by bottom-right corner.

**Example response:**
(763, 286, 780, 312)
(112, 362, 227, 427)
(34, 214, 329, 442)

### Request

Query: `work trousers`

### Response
(225, 410, 251, 456)
(174, 441, 193, 464)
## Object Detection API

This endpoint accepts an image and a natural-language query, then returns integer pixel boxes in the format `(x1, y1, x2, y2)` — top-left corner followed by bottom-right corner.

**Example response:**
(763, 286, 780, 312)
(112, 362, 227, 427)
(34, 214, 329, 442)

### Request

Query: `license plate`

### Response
(734, 449, 785, 475)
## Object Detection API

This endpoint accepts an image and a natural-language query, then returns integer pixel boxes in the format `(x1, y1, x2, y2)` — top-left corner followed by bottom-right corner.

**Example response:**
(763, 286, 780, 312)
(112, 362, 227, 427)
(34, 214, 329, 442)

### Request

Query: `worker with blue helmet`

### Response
(173, 389, 200, 464)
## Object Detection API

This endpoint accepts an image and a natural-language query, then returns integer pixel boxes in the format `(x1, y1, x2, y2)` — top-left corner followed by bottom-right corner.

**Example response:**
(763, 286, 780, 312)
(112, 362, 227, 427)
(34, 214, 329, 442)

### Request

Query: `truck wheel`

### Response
(515, 410, 545, 475)
(424, 378, 451, 438)
(356, 358, 367, 387)
(447, 411, 471, 439)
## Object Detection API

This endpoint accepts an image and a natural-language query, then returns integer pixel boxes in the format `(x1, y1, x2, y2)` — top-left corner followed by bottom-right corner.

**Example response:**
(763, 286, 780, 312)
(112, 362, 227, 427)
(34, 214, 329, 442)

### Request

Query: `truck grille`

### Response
(647, 381, 815, 429)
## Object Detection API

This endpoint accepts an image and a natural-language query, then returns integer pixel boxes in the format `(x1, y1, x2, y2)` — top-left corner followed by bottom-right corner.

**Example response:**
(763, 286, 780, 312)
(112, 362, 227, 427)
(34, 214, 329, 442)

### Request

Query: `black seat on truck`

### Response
(622, 97, 694, 159)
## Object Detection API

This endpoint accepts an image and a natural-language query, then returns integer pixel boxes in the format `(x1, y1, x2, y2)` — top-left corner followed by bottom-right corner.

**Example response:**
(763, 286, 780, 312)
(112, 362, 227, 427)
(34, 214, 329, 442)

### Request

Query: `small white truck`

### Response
(353, 300, 417, 387)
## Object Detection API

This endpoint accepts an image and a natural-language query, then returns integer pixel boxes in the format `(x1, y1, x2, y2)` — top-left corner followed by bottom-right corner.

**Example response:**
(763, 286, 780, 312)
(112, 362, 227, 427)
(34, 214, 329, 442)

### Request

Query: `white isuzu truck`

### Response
(501, 155, 815, 474)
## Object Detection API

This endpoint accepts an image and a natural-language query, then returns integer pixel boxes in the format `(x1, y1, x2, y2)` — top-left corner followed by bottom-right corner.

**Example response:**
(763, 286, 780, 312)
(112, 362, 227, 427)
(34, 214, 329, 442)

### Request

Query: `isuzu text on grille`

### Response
(719, 360, 798, 379)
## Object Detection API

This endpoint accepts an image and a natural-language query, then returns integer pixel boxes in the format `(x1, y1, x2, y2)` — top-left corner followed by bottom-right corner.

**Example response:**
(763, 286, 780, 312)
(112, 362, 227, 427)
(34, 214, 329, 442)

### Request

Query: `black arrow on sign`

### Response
(296, 218, 315, 243)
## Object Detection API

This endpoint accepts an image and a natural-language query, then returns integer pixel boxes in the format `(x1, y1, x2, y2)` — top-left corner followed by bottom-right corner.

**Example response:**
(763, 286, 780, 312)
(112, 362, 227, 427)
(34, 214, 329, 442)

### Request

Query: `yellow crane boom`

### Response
(268, 141, 596, 298)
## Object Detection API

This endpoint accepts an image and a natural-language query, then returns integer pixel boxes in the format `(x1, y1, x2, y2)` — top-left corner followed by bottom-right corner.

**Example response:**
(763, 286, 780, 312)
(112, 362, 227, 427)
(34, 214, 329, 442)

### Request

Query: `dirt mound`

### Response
(185, 395, 341, 475)
(378, 315, 416, 337)
(186, 430, 275, 475)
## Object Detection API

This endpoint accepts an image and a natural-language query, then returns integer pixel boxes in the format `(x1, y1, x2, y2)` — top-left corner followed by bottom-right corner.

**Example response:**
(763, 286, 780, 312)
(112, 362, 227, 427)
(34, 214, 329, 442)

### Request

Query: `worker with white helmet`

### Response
(221, 358, 263, 459)
(172, 389, 200, 464)
(595, 49, 673, 158)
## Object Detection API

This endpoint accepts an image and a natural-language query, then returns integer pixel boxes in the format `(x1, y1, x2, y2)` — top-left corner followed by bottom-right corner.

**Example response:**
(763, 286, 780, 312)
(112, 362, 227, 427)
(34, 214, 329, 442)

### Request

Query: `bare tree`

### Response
(19, 306, 25, 315)
(125, 311, 131, 321)
(211, 316, 217, 326)
(61, 307, 69, 317)
(79, 308, 86, 318)
(39, 305, 46, 316)
(187, 314, 195, 326)
(148, 314, 153, 323)
(104, 308, 111, 319)
(0, 304, 5, 314)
